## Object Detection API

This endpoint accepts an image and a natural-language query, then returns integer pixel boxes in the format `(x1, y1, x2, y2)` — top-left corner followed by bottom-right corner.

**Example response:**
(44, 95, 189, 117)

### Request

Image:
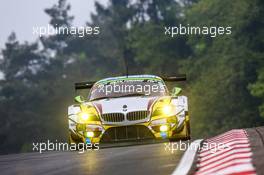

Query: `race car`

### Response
(68, 74, 190, 144)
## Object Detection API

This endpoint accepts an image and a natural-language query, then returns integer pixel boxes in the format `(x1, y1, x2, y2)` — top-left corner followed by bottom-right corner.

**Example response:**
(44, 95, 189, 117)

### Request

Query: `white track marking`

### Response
(171, 139, 203, 175)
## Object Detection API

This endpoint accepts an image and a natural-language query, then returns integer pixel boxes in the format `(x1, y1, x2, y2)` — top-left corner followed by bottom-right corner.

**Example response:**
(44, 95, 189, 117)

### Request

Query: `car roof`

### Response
(95, 75, 164, 85)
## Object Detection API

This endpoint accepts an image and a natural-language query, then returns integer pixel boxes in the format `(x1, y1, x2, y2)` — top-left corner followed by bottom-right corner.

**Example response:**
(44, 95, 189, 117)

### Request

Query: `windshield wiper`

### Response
(90, 97, 109, 101)
(117, 93, 147, 98)
(90, 96, 120, 101)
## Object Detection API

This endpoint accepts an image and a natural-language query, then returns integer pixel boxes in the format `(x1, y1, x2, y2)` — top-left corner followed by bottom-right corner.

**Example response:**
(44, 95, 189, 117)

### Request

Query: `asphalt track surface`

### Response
(0, 142, 184, 175)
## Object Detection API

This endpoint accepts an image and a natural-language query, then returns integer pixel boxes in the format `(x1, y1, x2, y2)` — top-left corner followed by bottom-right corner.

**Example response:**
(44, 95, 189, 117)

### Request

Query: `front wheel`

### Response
(68, 131, 75, 144)
(184, 120, 191, 140)
(169, 120, 191, 141)
(183, 114, 191, 140)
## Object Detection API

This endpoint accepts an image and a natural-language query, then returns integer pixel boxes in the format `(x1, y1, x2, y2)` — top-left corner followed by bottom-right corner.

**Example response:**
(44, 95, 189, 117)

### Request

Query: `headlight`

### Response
(79, 112, 90, 120)
(77, 105, 100, 123)
(160, 125, 168, 132)
(150, 119, 171, 132)
(162, 105, 174, 115)
(155, 104, 176, 116)
(151, 98, 176, 117)
(86, 131, 94, 138)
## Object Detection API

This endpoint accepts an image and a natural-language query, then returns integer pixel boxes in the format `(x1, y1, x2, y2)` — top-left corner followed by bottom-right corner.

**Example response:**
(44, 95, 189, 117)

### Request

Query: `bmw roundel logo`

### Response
(123, 105, 127, 112)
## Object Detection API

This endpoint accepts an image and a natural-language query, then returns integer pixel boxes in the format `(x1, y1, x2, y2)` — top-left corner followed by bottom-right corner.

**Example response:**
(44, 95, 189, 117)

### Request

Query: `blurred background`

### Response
(0, 0, 263, 154)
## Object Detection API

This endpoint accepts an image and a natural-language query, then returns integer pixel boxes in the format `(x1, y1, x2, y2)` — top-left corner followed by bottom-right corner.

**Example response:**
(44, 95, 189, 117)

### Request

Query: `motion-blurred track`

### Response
(0, 142, 184, 175)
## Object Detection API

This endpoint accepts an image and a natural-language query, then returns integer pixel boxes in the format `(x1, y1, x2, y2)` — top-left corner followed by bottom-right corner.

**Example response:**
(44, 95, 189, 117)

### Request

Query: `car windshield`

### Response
(89, 79, 167, 101)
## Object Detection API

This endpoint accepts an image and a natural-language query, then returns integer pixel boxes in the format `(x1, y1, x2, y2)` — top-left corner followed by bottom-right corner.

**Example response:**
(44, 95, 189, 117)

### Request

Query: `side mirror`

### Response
(171, 87, 182, 97)
(74, 95, 85, 103)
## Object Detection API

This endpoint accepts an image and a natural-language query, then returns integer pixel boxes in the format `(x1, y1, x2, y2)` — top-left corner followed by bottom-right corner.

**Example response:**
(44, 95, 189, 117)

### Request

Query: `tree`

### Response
(184, 0, 264, 137)
(0, 33, 48, 153)
(128, 0, 191, 75)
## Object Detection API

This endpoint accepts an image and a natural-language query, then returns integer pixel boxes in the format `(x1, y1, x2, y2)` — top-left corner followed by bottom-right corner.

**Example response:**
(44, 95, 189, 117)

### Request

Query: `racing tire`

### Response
(169, 121, 191, 142)
(183, 121, 191, 140)
(68, 131, 75, 144)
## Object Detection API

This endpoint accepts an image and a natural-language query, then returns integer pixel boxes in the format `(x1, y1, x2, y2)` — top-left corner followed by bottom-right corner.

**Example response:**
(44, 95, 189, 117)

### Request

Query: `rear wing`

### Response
(161, 74, 186, 82)
(74, 74, 186, 90)
(74, 81, 96, 90)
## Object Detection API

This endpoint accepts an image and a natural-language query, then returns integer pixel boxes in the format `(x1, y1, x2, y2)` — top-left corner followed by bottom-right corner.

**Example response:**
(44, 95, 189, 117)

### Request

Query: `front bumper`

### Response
(70, 115, 186, 144)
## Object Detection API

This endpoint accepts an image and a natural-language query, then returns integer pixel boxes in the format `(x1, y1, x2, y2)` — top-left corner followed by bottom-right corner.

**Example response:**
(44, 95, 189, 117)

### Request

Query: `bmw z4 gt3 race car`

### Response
(68, 75, 190, 144)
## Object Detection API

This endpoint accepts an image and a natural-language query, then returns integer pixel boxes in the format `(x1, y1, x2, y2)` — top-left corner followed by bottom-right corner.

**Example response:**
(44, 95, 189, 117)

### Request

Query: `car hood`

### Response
(92, 96, 158, 114)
